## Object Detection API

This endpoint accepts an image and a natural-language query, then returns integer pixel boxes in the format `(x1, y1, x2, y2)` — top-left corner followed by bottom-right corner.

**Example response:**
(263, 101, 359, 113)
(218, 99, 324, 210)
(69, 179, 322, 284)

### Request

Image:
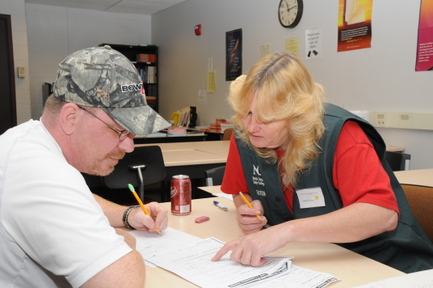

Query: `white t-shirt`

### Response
(0, 120, 132, 287)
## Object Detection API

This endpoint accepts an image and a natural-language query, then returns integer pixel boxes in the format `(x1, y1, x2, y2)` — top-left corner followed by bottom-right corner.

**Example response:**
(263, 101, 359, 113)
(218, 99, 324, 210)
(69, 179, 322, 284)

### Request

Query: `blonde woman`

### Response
(212, 52, 433, 273)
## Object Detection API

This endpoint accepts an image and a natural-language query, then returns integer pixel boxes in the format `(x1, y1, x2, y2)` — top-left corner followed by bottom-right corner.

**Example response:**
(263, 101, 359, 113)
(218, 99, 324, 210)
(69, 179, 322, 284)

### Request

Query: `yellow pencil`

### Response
(128, 184, 161, 235)
(238, 192, 261, 220)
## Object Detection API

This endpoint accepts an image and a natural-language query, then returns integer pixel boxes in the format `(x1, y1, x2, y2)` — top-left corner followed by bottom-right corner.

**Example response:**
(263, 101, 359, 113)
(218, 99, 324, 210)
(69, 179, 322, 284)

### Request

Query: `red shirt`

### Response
(221, 121, 399, 213)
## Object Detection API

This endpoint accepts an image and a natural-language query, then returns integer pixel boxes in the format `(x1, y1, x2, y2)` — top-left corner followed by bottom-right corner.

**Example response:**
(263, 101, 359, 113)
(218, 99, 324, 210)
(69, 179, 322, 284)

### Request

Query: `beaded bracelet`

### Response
(122, 205, 140, 230)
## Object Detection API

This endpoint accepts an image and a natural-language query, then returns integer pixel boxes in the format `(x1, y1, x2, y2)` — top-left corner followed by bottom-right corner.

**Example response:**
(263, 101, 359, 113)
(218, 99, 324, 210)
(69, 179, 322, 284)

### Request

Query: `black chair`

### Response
(205, 165, 226, 186)
(103, 146, 166, 203)
(385, 151, 411, 171)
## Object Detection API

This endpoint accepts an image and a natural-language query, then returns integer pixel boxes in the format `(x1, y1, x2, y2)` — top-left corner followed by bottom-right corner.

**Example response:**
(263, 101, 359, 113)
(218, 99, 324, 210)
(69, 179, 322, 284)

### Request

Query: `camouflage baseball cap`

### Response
(52, 45, 171, 135)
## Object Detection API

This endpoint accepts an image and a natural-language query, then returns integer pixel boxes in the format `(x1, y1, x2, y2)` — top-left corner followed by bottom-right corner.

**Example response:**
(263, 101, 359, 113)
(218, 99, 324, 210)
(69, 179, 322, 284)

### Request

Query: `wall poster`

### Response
(416, 0, 433, 71)
(337, 0, 373, 52)
(226, 29, 242, 81)
(305, 29, 322, 60)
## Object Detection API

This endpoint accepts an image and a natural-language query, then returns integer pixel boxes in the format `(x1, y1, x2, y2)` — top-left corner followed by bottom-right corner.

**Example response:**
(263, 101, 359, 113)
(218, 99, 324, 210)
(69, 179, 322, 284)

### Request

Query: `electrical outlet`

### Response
(387, 112, 413, 129)
(398, 113, 413, 129)
(197, 89, 207, 104)
(371, 112, 388, 127)
(17, 67, 25, 78)
(400, 114, 410, 121)
(371, 111, 433, 130)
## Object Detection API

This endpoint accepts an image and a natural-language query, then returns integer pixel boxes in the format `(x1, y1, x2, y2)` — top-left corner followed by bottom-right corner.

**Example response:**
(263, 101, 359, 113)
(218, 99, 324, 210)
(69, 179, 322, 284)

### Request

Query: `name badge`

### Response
(296, 187, 326, 209)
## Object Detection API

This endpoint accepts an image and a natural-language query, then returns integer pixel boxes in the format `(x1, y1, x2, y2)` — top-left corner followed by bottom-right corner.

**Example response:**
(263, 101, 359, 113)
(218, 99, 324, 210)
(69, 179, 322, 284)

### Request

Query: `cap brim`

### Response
(103, 105, 171, 135)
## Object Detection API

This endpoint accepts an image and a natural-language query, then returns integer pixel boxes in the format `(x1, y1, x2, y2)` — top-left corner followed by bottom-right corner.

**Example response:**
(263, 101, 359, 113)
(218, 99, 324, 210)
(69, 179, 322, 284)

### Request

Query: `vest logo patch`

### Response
(253, 176, 265, 187)
(252, 165, 265, 187)
(256, 190, 266, 197)
(253, 165, 261, 176)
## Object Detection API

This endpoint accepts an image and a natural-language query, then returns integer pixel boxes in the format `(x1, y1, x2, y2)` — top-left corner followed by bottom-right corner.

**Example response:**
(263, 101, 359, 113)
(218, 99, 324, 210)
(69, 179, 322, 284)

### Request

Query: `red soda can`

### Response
(170, 174, 192, 215)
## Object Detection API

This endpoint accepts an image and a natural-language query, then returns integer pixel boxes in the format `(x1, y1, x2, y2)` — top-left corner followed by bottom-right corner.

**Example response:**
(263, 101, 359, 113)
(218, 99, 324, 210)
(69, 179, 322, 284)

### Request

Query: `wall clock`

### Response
(278, 0, 304, 28)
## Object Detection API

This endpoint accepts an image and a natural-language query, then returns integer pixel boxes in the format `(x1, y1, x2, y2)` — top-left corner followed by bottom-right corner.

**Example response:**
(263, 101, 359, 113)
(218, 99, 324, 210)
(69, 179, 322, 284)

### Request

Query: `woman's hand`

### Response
(233, 194, 268, 233)
(211, 225, 286, 266)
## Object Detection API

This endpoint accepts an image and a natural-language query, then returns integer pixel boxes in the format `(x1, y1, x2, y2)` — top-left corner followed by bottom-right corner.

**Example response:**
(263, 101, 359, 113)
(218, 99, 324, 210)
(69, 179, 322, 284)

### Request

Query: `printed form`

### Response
(131, 228, 339, 288)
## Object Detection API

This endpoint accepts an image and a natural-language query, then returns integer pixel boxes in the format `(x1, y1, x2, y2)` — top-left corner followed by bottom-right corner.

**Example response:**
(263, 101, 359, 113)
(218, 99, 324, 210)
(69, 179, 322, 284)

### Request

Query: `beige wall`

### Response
(25, 3, 152, 119)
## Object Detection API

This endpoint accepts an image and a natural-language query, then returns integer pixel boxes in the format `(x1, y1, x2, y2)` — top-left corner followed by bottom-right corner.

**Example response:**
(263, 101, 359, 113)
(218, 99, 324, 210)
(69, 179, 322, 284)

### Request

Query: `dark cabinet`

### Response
(99, 43, 159, 112)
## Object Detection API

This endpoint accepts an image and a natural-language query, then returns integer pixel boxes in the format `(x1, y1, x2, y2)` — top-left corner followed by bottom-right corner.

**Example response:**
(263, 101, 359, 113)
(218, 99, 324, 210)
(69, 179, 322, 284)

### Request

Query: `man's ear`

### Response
(60, 103, 80, 135)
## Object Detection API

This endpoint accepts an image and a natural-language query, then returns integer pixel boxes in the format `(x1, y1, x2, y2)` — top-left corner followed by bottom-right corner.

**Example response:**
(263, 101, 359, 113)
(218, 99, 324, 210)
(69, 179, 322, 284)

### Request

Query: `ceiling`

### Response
(24, 0, 186, 15)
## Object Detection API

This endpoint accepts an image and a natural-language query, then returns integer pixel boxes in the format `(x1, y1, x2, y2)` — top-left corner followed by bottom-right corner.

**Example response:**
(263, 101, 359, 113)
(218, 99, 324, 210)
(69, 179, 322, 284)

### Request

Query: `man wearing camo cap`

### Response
(0, 45, 171, 287)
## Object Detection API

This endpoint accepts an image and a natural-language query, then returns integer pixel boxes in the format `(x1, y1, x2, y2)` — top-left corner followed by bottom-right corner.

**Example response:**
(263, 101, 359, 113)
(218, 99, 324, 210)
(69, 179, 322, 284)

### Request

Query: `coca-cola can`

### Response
(170, 174, 192, 215)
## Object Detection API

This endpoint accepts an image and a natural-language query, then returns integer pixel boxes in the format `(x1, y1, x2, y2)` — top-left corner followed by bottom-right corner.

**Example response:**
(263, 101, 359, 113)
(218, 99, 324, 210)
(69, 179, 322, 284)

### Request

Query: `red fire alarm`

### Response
(194, 24, 201, 36)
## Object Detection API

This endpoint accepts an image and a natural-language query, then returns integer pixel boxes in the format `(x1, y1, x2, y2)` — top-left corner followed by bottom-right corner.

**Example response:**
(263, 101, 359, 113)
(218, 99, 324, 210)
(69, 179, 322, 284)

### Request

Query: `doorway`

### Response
(0, 14, 17, 134)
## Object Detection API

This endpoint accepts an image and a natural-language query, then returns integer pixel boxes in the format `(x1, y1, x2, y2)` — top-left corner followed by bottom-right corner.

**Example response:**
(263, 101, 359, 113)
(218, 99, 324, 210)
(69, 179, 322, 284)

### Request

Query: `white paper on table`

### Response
(148, 237, 291, 288)
(147, 236, 339, 288)
(130, 227, 201, 266)
(248, 265, 339, 288)
(212, 192, 234, 200)
(351, 268, 433, 288)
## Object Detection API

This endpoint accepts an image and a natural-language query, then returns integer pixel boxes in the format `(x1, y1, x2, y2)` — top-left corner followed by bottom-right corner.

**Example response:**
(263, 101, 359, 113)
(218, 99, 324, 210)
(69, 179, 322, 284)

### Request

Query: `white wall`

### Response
(4, 0, 433, 169)
(25, 3, 152, 118)
(152, 0, 433, 170)
(0, 0, 31, 124)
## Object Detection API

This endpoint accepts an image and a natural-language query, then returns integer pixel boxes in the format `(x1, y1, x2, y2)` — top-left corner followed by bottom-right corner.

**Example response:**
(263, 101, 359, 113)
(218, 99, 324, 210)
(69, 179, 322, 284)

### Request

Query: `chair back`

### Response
(385, 151, 404, 171)
(104, 146, 166, 200)
(222, 128, 233, 140)
(401, 184, 433, 243)
(385, 151, 411, 171)
(205, 165, 226, 186)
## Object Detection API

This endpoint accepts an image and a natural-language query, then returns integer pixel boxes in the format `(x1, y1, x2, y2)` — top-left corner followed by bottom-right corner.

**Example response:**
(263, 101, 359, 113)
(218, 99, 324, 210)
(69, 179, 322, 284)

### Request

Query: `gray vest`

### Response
(237, 103, 433, 273)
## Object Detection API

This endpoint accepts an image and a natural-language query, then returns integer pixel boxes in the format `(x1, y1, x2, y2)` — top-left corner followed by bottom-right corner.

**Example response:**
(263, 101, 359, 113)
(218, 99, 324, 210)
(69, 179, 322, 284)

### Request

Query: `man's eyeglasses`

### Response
(78, 106, 132, 141)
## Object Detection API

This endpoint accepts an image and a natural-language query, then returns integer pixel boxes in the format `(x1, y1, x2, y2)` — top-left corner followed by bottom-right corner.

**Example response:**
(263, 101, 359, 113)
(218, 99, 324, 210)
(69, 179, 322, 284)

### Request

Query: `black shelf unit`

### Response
(99, 43, 159, 112)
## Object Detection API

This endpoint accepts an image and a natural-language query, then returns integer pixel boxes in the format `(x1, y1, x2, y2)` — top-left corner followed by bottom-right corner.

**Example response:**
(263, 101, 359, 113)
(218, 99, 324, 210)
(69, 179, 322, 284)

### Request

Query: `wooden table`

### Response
(134, 132, 207, 144)
(135, 140, 229, 180)
(386, 146, 405, 152)
(144, 197, 404, 287)
(136, 140, 229, 168)
(394, 168, 433, 187)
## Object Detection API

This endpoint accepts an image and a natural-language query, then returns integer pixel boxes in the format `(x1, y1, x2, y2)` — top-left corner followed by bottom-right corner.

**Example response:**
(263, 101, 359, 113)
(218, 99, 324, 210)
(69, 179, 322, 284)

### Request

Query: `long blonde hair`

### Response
(229, 52, 325, 187)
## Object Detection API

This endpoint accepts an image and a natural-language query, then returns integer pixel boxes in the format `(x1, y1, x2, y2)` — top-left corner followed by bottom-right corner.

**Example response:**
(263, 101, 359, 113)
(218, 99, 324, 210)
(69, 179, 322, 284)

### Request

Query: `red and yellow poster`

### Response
(416, 0, 433, 71)
(337, 0, 373, 52)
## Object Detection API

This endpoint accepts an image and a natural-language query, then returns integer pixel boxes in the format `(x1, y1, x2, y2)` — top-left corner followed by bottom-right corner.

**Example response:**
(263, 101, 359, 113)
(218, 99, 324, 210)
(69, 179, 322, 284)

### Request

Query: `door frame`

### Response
(0, 13, 17, 134)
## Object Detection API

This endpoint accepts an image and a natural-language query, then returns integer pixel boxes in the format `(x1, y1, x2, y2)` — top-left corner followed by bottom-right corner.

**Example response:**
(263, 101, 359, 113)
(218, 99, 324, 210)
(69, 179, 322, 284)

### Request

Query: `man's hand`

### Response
(128, 202, 168, 233)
